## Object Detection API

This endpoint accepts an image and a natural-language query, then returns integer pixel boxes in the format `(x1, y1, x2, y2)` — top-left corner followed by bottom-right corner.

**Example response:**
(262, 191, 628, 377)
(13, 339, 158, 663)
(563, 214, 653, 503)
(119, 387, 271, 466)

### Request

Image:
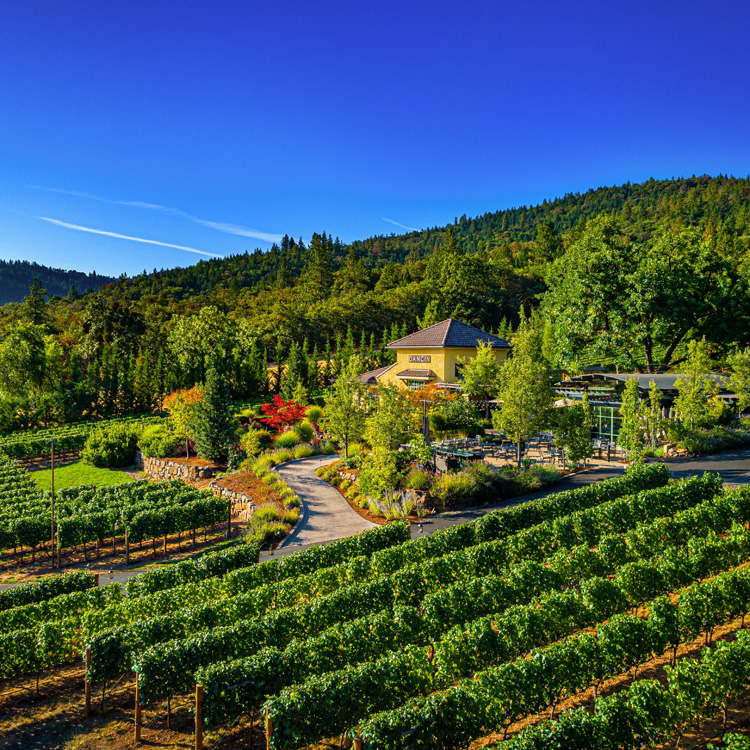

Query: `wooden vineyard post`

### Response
(227, 498, 232, 538)
(95, 572, 100, 587)
(164, 532, 168, 557)
(195, 684, 204, 750)
(125, 524, 130, 565)
(353, 738, 364, 750)
(167, 695, 172, 729)
(134, 679, 142, 742)
(84, 646, 92, 717)
(265, 707, 273, 750)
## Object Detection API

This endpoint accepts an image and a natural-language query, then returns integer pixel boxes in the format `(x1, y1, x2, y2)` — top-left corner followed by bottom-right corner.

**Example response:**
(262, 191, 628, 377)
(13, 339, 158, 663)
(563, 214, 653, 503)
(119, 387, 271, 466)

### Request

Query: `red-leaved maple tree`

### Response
(260, 395, 307, 431)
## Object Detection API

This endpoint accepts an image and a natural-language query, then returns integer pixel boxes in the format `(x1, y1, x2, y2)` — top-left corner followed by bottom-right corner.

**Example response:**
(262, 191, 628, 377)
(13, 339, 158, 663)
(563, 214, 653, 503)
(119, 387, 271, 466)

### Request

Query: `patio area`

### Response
(429, 434, 626, 473)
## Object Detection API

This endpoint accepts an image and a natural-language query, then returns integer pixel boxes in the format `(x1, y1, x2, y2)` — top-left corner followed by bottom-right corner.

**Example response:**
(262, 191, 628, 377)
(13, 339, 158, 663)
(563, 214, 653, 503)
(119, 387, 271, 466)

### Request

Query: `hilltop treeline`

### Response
(0, 174, 749, 431)
(0, 260, 116, 304)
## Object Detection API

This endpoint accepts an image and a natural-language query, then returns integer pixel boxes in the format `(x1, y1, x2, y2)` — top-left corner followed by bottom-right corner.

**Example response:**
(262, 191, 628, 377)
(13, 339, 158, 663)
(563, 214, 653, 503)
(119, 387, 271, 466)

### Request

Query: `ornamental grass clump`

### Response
(253, 504, 282, 523)
(293, 444, 315, 459)
(274, 431, 301, 449)
(306, 405, 323, 422)
(281, 510, 300, 525)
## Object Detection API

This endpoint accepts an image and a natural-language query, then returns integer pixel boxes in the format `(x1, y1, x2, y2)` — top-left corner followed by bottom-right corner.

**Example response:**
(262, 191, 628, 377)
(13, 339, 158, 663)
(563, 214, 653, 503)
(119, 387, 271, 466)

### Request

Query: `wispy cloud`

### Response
(38, 217, 224, 258)
(30, 185, 283, 244)
(382, 217, 419, 232)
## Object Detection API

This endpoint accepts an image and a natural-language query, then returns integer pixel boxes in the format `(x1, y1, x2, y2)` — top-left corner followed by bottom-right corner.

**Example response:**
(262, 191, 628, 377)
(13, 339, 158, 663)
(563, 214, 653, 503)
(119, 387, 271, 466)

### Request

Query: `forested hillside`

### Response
(0, 259, 116, 304)
(1, 174, 749, 432)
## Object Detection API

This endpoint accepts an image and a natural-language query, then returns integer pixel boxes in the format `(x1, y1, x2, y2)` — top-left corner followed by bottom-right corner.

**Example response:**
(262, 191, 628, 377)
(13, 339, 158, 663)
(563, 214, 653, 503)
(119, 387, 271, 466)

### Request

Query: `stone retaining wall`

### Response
(136, 451, 219, 481)
(208, 478, 258, 522)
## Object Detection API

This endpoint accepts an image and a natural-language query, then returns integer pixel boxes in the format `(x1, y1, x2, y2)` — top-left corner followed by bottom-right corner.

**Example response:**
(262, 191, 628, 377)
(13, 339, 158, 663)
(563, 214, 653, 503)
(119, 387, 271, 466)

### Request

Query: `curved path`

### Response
(269, 454, 375, 556)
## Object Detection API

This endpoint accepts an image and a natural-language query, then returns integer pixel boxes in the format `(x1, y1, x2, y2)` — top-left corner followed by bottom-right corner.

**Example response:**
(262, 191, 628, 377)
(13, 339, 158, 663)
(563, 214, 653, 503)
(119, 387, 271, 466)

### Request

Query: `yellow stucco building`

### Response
(360, 318, 511, 391)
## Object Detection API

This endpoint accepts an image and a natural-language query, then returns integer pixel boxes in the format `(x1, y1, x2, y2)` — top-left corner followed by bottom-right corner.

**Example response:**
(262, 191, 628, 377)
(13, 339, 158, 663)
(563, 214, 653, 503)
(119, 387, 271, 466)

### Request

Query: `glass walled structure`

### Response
(556, 372, 736, 444)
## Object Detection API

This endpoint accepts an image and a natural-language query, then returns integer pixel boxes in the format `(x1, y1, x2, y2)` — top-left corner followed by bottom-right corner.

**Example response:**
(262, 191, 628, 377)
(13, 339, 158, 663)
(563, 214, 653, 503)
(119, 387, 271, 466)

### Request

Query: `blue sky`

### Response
(1, 1, 749, 277)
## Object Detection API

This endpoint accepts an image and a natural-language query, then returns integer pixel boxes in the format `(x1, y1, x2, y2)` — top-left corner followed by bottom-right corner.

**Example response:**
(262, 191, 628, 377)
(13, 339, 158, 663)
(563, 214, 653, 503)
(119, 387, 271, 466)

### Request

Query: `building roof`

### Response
(358, 363, 396, 384)
(387, 318, 511, 350)
(557, 372, 734, 395)
(395, 369, 437, 379)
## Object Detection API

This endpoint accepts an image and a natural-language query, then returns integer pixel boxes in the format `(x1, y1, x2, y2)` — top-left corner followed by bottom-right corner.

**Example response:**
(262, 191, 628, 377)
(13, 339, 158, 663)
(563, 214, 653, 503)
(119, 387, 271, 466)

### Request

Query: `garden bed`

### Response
(212, 470, 301, 549)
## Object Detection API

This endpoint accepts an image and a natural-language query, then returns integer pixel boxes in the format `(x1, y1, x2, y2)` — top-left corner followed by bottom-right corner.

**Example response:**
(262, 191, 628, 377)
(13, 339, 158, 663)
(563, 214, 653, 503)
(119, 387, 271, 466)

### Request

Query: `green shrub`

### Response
(356, 495, 369, 509)
(138, 424, 180, 459)
(284, 495, 301, 509)
(81, 424, 140, 468)
(248, 521, 286, 543)
(306, 405, 323, 422)
(293, 444, 315, 459)
(261, 473, 280, 486)
(274, 431, 301, 449)
(404, 467, 433, 491)
(340, 479, 352, 492)
(294, 421, 314, 443)
(240, 428, 271, 458)
(431, 471, 476, 506)
(253, 504, 282, 524)
(281, 510, 300, 525)
(321, 441, 338, 455)
(251, 456, 274, 476)
(271, 448, 293, 464)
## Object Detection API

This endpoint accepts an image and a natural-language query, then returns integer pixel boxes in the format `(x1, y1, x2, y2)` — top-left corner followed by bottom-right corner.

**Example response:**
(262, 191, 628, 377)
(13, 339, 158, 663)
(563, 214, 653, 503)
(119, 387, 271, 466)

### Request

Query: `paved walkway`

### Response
(264, 454, 375, 558)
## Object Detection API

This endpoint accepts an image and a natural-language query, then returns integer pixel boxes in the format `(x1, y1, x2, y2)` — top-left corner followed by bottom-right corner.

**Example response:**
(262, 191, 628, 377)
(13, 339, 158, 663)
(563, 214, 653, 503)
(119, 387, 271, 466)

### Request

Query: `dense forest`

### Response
(0, 259, 116, 304)
(1, 174, 749, 431)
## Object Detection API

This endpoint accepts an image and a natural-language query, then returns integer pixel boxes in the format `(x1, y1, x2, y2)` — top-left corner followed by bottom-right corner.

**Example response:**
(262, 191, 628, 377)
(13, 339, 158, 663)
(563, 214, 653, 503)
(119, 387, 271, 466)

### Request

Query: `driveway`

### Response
(661, 447, 750, 485)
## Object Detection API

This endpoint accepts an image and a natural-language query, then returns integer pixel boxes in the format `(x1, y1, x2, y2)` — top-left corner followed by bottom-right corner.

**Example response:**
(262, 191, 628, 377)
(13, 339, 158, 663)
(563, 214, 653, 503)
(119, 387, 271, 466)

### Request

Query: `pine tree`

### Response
(193, 367, 235, 462)
(21, 278, 51, 330)
(281, 340, 305, 400)
(274, 340, 284, 394)
(303, 232, 334, 301)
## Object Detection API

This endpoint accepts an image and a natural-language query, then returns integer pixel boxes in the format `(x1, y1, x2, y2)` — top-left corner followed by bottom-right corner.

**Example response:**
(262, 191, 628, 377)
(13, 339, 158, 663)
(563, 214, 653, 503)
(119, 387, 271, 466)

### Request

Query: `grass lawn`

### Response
(30, 461, 137, 491)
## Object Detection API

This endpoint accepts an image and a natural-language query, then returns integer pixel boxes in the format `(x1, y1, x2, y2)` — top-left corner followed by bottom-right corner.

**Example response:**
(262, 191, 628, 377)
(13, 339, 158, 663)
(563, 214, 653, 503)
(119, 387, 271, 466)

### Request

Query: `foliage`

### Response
(239, 427, 270, 458)
(138, 424, 180, 458)
(403, 467, 433, 491)
(163, 386, 203, 453)
(674, 339, 720, 429)
(193, 367, 235, 462)
(729, 347, 750, 412)
(358, 449, 405, 502)
(321, 357, 367, 458)
(457, 340, 503, 403)
(367, 383, 414, 450)
(493, 316, 553, 464)
(553, 391, 593, 467)
(80, 423, 140, 468)
(0, 570, 96, 612)
(542, 217, 750, 373)
(260, 396, 307, 432)
(429, 397, 484, 436)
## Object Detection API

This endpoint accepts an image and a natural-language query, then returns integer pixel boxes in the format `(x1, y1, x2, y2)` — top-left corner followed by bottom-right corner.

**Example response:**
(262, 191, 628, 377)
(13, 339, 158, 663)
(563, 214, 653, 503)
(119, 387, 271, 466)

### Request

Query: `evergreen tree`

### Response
(21, 278, 51, 330)
(274, 340, 284, 394)
(276, 249, 291, 289)
(281, 340, 305, 400)
(193, 367, 235, 462)
(303, 232, 334, 301)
